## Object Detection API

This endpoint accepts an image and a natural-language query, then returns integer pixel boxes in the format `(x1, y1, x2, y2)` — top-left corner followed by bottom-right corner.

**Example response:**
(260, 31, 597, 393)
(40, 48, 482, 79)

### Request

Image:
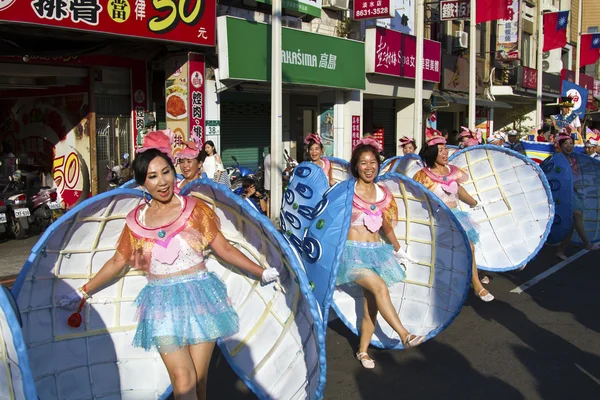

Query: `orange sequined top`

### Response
(116, 196, 220, 276)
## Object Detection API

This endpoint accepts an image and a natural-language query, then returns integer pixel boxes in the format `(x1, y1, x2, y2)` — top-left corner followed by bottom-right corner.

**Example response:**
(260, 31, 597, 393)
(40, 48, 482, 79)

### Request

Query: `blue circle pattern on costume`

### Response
(569, 154, 600, 245)
(280, 162, 330, 253)
(541, 152, 575, 245)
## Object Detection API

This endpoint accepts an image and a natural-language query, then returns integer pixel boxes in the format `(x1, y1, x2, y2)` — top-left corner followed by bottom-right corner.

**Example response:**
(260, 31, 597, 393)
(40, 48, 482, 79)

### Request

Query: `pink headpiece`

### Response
(458, 126, 472, 139)
(136, 130, 175, 163)
(177, 132, 201, 160)
(304, 133, 322, 145)
(398, 136, 415, 147)
(461, 127, 482, 148)
(425, 127, 446, 146)
(557, 131, 572, 142)
(354, 137, 383, 153)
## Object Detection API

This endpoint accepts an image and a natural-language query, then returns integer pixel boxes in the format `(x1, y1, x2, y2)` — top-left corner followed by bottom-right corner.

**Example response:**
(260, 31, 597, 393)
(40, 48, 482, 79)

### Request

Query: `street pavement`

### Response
(1, 238, 599, 399)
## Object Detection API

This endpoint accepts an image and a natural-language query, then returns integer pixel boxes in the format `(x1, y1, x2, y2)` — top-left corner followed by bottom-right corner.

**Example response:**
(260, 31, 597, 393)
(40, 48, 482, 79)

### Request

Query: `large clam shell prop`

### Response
(302, 174, 472, 349)
(449, 145, 554, 271)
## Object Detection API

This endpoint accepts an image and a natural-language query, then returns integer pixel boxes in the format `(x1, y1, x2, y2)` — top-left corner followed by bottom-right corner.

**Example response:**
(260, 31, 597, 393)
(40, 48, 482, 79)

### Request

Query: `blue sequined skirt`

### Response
(451, 208, 480, 245)
(337, 241, 407, 287)
(133, 270, 239, 352)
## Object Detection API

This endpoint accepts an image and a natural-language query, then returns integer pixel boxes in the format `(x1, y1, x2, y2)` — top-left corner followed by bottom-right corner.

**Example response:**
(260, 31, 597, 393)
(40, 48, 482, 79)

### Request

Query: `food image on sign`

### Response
(166, 84, 188, 120)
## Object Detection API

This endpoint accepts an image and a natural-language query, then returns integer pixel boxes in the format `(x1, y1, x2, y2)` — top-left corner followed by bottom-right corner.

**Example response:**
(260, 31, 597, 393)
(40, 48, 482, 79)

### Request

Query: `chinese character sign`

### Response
(188, 53, 205, 149)
(522, 66, 537, 90)
(496, 0, 519, 59)
(440, 0, 470, 21)
(131, 60, 148, 147)
(367, 27, 441, 83)
(0, 0, 216, 46)
(352, 116, 361, 148)
(353, 0, 393, 20)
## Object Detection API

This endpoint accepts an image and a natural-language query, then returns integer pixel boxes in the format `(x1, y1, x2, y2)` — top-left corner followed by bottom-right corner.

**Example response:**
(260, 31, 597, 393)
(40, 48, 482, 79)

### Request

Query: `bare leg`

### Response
(470, 242, 493, 301)
(160, 347, 198, 400)
(354, 274, 410, 343)
(573, 210, 592, 248)
(358, 289, 378, 355)
(189, 341, 216, 400)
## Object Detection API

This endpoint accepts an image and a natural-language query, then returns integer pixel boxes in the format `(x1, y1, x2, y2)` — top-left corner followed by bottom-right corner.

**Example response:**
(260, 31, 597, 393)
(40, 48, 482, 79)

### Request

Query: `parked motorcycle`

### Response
(229, 156, 255, 191)
(106, 153, 131, 190)
(30, 186, 63, 232)
(3, 171, 31, 240)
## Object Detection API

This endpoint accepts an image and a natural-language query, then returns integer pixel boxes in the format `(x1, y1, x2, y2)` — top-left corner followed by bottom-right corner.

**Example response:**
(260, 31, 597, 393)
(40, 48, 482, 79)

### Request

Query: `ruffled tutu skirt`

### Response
(451, 208, 480, 245)
(336, 241, 407, 287)
(133, 270, 239, 352)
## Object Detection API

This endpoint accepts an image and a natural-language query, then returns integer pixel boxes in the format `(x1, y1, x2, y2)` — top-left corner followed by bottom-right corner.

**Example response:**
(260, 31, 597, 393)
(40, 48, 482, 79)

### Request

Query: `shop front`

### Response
(217, 16, 365, 167)
(0, 0, 216, 204)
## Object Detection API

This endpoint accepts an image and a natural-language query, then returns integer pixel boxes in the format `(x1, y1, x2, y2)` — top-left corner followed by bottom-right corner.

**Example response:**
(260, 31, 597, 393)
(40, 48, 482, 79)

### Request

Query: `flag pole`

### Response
(270, 0, 282, 223)
(575, 0, 582, 84)
(536, 5, 543, 131)
(413, 0, 424, 147)
(468, 0, 477, 130)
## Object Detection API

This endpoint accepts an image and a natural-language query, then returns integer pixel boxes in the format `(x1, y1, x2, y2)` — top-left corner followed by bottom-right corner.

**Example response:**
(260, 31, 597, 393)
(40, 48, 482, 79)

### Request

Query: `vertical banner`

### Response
(319, 104, 335, 156)
(561, 80, 588, 120)
(352, 116, 361, 148)
(496, 0, 519, 59)
(188, 53, 206, 149)
(165, 55, 189, 158)
(131, 60, 148, 147)
(373, 127, 385, 151)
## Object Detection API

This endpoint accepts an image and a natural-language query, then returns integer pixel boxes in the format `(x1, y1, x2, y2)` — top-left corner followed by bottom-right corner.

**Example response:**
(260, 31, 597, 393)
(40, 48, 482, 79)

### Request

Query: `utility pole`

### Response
(270, 0, 283, 223)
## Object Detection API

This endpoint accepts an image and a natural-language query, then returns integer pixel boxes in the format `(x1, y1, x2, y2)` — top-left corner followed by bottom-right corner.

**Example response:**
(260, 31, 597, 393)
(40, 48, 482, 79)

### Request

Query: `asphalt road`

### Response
(2, 238, 599, 399)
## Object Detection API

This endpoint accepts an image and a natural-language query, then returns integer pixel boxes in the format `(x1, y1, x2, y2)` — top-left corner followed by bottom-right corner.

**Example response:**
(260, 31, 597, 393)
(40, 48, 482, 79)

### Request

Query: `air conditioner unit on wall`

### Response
(453, 31, 468, 50)
(542, 48, 562, 73)
(282, 16, 302, 29)
(322, 0, 349, 11)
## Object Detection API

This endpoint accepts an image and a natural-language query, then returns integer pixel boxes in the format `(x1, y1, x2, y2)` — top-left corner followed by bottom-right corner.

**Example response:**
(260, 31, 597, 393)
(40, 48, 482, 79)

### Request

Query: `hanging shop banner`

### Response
(131, 60, 148, 147)
(373, 127, 385, 150)
(372, 0, 415, 35)
(217, 17, 365, 90)
(0, 0, 216, 46)
(561, 80, 588, 120)
(0, 93, 91, 208)
(354, 0, 393, 20)
(351, 116, 361, 149)
(188, 52, 205, 149)
(496, 0, 519, 60)
(440, 0, 470, 21)
(165, 55, 189, 158)
(255, 0, 321, 17)
(520, 66, 560, 94)
(366, 27, 441, 83)
(319, 105, 335, 157)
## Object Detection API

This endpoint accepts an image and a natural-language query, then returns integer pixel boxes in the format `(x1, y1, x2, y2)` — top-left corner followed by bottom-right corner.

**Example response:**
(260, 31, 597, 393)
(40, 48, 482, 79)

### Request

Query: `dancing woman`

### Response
(305, 133, 335, 186)
(341, 138, 425, 369)
(398, 136, 417, 155)
(413, 132, 494, 302)
(176, 135, 207, 193)
(59, 131, 280, 400)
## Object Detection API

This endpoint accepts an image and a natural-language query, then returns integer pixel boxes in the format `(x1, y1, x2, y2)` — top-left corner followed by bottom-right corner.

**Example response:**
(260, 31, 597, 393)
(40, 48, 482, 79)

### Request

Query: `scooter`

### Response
(106, 153, 131, 191)
(3, 172, 31, 240)
(230, 156, 255, 191)
(31, 186, 62, 232)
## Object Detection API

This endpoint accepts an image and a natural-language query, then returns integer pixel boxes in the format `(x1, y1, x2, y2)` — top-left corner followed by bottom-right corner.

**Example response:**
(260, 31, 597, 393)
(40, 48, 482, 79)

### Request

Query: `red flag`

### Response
(543, 11, 569, 52)
(580, 33, 600, 67)
(476, 0, 511, 23)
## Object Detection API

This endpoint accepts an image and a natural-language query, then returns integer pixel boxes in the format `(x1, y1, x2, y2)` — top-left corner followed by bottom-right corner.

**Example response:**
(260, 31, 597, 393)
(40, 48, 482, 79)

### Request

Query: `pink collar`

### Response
(422, 165, 459, 184)
(353, 184, 392, 215)
(126, 196, 194, 246)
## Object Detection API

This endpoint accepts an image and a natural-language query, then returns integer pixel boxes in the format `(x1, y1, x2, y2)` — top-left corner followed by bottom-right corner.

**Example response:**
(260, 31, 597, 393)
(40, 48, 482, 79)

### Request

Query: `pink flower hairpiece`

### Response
(354, 137, 383, 153)
(136, 129, 176, 163)
(304, 133, 322, 145)
(398, 136, 415, 147)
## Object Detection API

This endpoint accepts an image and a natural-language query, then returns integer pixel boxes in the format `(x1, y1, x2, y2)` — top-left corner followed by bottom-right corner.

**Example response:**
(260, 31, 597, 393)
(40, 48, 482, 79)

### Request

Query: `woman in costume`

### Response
(551, 97, 583, 144)
(305, 133, 335, 186)
(176, 136, 207, 193)
(413, 132, 494, 302)
(59, 131, 280, 400)
(341, 138, 425, 369)
(203, 140, 228, 185)
(555, 132, 600, 259)
(399, 136, 417, 155)
(458, 127, 481, 148)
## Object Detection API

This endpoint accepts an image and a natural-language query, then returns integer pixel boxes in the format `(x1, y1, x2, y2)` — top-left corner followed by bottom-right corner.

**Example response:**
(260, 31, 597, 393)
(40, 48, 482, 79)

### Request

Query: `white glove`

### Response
(470, 200, 492, 212)
(58, 291, 84, 310)
(393, 247, 417, 265)
(261, 268, 280, 284)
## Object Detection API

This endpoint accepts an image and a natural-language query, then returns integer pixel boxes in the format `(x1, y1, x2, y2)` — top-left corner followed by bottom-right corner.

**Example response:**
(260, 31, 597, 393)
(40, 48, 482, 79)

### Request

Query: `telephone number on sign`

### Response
(355, 8, 389, 17)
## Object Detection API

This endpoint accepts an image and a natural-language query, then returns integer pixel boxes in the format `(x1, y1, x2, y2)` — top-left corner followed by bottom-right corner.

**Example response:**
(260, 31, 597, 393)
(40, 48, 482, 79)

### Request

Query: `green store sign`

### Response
(256, 0, 322, 18)
(217, 17, 366, 91)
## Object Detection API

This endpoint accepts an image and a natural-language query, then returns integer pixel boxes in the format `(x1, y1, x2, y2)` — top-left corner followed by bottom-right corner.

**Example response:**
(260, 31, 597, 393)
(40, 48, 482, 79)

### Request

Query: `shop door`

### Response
(96, 116, 132, 192)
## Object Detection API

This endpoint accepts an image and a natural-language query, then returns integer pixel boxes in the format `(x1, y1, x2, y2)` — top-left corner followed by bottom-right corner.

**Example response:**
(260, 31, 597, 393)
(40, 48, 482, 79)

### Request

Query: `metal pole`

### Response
(270, 0, 282, 223)
(413, 0, 424, 147)
(575, 0, 583, 84)
(536, 3, 544, 130)
(468, 0, 477, 130)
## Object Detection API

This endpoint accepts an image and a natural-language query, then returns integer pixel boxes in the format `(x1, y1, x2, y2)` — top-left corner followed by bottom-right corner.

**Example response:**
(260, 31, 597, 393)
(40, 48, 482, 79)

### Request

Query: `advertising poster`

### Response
(319, 105, 335, 157)
(496, 0, 519, 60)
(165, 55, 189, 158)
(188, 52, 205, 151)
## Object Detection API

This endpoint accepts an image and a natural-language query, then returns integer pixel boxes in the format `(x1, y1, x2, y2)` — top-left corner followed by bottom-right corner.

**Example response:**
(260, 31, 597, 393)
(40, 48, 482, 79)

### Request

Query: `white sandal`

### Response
(476, 288, 494, 302)
(403, 334, 426, 348)
(356, 352, 375, 369)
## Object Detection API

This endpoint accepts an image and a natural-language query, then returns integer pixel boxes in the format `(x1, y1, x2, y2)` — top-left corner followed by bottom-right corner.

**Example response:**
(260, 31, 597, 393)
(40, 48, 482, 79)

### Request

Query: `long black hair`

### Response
(204, 140, 218, 155)
(350, 144, 381, 178)
(419, 144, 440, 168)
(132, 149, 175, 185)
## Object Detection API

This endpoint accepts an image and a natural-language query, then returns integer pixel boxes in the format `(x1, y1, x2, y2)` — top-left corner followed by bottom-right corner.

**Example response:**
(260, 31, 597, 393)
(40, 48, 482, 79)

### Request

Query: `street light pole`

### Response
(535, 4, 543, 131)
(468, 0, 477, 130)
(575, 0, 583, 85)
(270, 0, 283, 223)
(413, 0, 424, 148)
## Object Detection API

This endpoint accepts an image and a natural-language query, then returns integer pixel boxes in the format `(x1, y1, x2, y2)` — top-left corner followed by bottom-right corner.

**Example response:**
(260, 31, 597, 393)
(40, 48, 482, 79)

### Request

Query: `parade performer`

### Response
(487, 131, 506, 146)
(551, 97, 583, 144)
(176, 133, 207, 193)
(59, 131, 280, 399)
(399, 136, 417, 155)
(505, 130, 526, 155)
(305, 133, 335, 186)
(554, 132, 600, 259)
(203, 140, 229, 186)
(458, 127, 482, 148)
(414, 131, 494, 302)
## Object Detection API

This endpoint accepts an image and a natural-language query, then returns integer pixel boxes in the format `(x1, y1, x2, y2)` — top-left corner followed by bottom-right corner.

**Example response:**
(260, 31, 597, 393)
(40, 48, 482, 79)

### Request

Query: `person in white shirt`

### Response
(263, 152, 271, 192)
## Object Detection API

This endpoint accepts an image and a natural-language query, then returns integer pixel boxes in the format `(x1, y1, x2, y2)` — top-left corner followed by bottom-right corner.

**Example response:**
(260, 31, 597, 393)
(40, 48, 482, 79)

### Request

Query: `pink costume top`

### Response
(350, 184, 398, 234)
(319, 158, 331, 176)
(174, 177, 184, 194)
(116, 194, 220, 278)
(413, 165, 469, 206)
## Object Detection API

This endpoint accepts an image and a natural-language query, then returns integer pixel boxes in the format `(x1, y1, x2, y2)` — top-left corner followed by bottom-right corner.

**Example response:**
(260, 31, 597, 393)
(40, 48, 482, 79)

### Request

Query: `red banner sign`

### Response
(353, 0, 393, 20)
(522, 66, 537, 90)
(366, 28, 441, 83)
(373, 127, 384, 152)
(351, 116, 361, 149)
(188, 52, 205, 147)
(0, 0, 216, 46)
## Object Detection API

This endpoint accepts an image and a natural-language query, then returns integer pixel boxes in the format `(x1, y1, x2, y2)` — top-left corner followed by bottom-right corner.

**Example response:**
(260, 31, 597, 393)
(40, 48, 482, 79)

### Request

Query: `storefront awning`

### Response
(434, 92, 512, 109)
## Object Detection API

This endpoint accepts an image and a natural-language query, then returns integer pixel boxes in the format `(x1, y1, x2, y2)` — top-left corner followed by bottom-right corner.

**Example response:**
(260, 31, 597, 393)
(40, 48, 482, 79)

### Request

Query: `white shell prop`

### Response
(449, 145, 554, 271)
(9, 182, 326, 399)
(379, 156, 402, 176)
(302, 174, 472, 349)
(324, 157, 352, 185)
(389, 153, 425, 179)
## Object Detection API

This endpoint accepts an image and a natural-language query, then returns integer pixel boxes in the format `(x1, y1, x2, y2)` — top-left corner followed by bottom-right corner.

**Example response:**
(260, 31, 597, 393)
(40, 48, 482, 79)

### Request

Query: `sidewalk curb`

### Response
(0, 274, 18, 287)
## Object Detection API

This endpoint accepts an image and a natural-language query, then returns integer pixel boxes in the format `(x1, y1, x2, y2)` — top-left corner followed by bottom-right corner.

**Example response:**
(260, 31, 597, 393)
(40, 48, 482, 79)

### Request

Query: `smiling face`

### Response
(559, 138, 574, 155)
(144, 156, 175, 202)
(356, 150, 379, 184)
(308, 142, 322, 162)
(179, 158, 200, 180)
(436, 144, 449, 166)
(403, 142, 415, 155)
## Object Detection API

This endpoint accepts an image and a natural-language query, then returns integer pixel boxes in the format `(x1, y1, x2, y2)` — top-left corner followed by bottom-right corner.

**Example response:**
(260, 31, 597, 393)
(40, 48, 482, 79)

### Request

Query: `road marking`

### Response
(510, 249, 589, 294)
(575, 363, 600, 386)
